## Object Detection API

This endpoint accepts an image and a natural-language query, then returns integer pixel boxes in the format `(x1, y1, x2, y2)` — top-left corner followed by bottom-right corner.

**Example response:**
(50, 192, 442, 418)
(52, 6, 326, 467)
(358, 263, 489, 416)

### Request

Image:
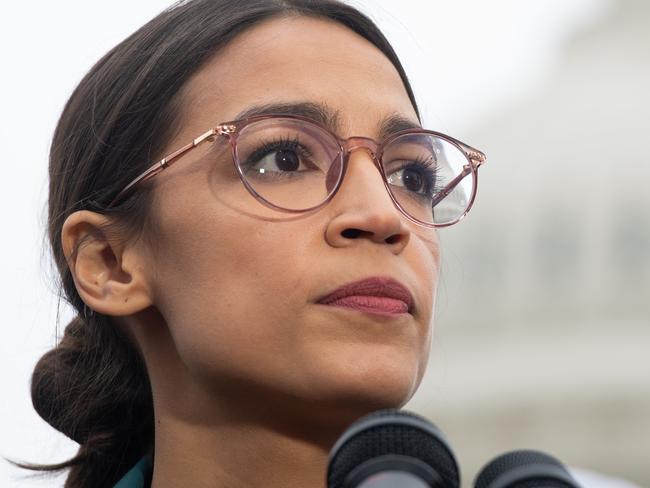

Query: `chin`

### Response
(309, 344, 424, 414)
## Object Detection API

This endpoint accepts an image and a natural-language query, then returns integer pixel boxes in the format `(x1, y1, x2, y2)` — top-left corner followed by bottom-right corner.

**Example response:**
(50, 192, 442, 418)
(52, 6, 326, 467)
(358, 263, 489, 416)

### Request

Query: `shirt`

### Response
(113, 451, 153, 488)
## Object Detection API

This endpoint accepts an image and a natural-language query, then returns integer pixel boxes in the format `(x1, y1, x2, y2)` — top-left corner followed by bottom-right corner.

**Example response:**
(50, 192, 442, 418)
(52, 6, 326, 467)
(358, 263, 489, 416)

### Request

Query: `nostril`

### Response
(341, 228, 403, 245)
(386, 234, 401, 245)
(341, 228, 363, 239)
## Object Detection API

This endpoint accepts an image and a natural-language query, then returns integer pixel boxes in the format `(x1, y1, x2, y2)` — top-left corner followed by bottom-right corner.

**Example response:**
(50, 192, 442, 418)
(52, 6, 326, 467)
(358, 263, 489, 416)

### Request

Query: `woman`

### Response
(17, 0, 485, 486)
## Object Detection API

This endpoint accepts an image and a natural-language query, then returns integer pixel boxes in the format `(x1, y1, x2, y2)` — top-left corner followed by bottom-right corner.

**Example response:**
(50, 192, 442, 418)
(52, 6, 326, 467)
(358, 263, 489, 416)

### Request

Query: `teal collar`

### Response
(113, 451, 153, 488)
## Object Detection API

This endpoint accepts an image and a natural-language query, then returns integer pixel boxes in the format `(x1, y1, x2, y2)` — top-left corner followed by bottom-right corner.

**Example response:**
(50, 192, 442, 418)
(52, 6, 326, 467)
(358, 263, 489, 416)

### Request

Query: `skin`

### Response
(62, 15, 440, 488)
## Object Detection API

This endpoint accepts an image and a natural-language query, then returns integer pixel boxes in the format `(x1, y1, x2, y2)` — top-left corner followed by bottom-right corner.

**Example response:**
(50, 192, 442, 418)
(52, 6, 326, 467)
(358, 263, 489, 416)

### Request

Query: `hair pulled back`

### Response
(13, 1, 420, 486)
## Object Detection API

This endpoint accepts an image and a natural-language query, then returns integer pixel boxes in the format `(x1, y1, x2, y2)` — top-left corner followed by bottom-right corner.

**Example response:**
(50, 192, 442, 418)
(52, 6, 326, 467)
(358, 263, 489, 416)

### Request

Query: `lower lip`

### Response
(319, 296, 410, 315)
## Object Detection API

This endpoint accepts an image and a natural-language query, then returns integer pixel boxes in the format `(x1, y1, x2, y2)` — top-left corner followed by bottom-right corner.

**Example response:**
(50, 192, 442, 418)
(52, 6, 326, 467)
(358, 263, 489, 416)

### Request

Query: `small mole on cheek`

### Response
(124, 297, 129, 303)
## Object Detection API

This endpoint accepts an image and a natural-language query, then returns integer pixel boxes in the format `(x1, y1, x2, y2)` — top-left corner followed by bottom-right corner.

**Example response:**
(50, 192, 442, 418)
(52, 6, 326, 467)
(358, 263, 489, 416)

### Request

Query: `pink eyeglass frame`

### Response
(108, 113, 487, 228)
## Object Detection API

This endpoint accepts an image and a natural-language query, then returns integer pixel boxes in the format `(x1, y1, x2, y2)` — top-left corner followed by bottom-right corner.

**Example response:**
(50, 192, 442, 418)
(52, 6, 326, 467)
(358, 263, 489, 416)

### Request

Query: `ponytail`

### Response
(12, 312, 153, 487)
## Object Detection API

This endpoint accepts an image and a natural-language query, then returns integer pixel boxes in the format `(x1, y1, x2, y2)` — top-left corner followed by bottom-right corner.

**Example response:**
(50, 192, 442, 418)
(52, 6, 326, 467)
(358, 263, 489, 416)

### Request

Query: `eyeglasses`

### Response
(109, 114, 486, 227)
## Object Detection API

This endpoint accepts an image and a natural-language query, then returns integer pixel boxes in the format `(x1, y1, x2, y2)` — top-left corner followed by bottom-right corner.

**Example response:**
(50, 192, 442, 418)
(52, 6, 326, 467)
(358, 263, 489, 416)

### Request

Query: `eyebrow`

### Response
(232, 101, 422, 140)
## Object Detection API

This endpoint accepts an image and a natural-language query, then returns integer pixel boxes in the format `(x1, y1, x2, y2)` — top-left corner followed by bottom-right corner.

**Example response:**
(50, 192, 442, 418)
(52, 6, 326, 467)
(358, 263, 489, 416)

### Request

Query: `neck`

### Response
(135, 313, 373, 488)
(150, 409, 342, 488)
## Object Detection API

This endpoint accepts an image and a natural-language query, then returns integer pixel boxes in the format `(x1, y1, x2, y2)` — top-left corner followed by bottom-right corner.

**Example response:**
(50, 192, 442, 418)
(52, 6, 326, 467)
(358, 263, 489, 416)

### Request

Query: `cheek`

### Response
(149, 197, 318, 382)
(414, 228, 441, 306)
(413, 230, 441, 352)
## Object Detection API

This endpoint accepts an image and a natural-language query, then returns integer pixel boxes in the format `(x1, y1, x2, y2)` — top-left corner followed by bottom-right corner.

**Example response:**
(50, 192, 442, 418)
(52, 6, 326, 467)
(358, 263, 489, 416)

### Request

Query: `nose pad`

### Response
(325, 156, 343, 194)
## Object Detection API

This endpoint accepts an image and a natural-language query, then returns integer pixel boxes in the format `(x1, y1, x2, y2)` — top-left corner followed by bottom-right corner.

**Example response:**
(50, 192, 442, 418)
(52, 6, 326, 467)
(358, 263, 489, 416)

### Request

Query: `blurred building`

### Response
(407, 0, 650, 485)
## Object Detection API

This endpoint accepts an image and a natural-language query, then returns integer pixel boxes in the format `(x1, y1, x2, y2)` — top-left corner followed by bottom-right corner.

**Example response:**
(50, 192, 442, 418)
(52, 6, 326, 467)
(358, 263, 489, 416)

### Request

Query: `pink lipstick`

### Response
(317, 277, 414, 315)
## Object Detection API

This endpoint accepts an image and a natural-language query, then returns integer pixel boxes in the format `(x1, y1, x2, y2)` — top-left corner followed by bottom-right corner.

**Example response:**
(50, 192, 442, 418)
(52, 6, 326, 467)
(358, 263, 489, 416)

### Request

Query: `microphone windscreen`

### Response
(474, 449, 581, 488)
(327, 409, 459, 488)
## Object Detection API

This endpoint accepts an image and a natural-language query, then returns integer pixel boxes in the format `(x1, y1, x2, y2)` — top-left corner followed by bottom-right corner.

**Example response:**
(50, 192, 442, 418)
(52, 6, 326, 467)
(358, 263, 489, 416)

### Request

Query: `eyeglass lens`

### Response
(233, 118, 473, 225)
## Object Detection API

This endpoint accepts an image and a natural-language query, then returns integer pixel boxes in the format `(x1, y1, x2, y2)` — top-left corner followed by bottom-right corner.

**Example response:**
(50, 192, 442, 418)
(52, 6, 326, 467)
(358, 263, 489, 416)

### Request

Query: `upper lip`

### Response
(316, 276, 415, 313)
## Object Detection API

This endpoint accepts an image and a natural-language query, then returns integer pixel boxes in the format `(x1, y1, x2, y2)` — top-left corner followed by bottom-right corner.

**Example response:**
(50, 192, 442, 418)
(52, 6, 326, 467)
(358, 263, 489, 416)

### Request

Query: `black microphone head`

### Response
(327, 408, 460, 488)
(474, 449, 581, 488)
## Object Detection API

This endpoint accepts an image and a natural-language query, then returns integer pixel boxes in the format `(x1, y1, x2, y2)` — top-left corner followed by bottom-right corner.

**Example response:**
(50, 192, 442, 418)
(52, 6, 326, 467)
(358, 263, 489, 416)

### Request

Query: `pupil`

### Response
(403, 168, 423, 192)
(276, 149, 299, 171)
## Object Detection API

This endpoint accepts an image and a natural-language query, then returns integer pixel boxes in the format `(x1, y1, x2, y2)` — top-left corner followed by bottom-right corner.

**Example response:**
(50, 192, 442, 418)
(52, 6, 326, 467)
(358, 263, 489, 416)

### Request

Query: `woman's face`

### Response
(140, 16, 440, 424)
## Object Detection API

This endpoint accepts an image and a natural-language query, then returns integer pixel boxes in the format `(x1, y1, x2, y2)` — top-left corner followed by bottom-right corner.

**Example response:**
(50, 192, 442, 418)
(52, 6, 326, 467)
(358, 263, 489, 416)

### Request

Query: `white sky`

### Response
(0, 1, 611, 486)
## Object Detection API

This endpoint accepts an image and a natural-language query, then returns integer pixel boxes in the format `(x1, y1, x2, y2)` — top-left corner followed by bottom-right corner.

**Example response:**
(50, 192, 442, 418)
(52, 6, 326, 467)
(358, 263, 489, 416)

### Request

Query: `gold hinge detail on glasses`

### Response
(217, 125, 237, 135)
(468, 150, 486, 168)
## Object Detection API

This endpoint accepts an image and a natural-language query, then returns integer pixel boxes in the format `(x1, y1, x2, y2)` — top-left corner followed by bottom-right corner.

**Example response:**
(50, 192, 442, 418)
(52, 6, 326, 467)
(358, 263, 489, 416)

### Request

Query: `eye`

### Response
(386, 157, 440, 200)
(240, 137, 318, 179)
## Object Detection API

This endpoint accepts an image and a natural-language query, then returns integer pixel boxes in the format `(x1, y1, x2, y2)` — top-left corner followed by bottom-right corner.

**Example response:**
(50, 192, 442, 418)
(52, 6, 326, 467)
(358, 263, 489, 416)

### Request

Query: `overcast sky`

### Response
(0, 1, 611, 486)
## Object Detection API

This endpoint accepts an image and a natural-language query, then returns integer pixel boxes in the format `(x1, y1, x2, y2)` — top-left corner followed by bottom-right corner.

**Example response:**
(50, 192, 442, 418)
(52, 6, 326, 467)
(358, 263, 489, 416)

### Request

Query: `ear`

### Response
(61, 210, 154, 316)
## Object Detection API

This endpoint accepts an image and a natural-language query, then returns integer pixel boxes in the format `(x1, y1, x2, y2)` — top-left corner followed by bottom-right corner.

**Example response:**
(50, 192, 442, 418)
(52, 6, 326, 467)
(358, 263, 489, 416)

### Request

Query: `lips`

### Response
(317, 277, 414, 315)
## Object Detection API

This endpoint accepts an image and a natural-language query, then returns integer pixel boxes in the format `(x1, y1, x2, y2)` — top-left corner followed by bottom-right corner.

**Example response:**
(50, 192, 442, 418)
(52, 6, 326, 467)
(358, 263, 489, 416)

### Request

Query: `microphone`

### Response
(327, 409, 460, 488)
(474, 449, 582, 488)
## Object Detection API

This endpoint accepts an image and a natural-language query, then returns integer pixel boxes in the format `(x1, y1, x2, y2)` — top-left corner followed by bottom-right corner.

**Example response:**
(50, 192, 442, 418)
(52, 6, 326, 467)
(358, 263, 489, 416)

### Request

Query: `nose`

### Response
(324, 145, 411, 253)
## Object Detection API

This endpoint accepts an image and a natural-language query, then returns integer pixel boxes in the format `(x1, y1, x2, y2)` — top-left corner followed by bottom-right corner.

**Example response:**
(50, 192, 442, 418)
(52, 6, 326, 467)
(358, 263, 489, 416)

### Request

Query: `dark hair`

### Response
(10, 0, 420, 486)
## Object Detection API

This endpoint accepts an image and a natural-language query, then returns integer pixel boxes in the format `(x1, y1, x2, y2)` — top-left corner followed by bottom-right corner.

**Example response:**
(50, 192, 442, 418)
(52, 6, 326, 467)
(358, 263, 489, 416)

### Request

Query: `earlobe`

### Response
(61, 210, 153, 317)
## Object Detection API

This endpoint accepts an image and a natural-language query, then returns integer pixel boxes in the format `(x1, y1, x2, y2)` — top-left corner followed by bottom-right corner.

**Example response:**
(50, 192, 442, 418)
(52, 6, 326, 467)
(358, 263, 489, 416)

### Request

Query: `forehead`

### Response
(177, 15, 418, 138)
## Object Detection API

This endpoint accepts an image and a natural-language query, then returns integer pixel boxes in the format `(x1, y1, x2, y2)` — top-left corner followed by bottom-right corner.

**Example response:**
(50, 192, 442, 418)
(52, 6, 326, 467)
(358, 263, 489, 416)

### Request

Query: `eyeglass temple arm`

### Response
(430, 149, 486, 208)
(108, 128, 223, 207)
